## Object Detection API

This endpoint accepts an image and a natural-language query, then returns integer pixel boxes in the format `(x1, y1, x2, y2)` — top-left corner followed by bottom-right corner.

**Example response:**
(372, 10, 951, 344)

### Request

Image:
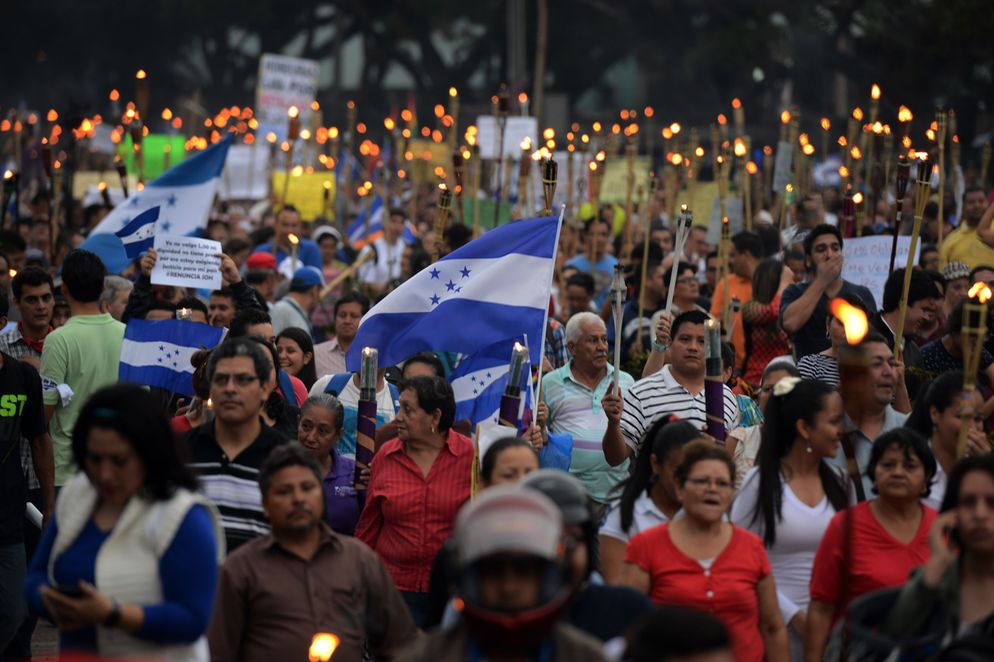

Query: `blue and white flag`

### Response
(346, 195, 417, 248)
(345, 214, 561, 371)
(119, 319, 226, 396)
(451, 336, 531, 428)
(114, 206, 159, 259)
(87, 135, 233, 242)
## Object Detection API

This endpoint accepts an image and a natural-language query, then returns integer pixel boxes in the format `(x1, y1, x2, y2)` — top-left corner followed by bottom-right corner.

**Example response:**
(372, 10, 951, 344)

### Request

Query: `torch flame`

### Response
(694, 146, 705, 158)
(136, 69, 147, 80)
(733, 139, 747, 157)
(780, 110, 791, 125)
(449, 87, 458, 98)
(308, 633, 340, 662)
(288, 106, 300, 119)
(746, 161, 758, 174)
(830, 298, 869, 345)
(871, 84, 881, 100)
(3, 170, 12, 181)
(669, 122, 681, 134)
(852, 192, 864, 205)
(288, 233, 299, 246)
(969, 282, 992, 304)
(820, 117, 831, 131)
(872, 121, 883, 134)
(898, 106, 913, 122)
(717, 113, 727, 125)
(852, 107, 864, 121)
(731, 98, 742, 109)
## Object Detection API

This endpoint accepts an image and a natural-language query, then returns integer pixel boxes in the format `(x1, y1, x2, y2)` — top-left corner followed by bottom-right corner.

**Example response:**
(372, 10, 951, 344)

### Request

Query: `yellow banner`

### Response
(271, 171, 336, 221)
(599, 156, 652, 204)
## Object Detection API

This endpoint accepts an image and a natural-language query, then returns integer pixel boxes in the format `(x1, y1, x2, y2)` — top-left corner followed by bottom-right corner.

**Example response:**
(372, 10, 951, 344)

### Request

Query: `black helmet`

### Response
(519, 469, 591, 526)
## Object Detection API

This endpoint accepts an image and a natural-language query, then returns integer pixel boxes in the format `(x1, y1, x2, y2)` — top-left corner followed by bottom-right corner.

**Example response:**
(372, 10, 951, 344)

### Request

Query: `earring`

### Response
(431, 425, 436, 433)
(806, 442, 813, 454)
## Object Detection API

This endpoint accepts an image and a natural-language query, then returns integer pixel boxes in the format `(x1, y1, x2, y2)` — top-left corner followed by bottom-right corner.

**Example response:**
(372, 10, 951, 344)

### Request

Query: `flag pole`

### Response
(534, 204, 566, 410)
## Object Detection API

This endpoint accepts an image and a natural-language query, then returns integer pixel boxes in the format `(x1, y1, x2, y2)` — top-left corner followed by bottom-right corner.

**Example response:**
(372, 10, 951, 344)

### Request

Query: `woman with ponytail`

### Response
(599, 416, 701, 583)
(731, 377, 851, 659)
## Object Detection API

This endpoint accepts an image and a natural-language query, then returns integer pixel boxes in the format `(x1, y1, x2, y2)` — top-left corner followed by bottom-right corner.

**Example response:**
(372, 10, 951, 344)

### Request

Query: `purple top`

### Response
(323, 449, 363, 536)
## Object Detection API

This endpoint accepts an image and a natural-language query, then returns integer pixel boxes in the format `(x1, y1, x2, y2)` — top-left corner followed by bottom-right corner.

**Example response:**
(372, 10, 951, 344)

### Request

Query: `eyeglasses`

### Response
(211, 373, 261, 387)
(686, 477, 733, 491)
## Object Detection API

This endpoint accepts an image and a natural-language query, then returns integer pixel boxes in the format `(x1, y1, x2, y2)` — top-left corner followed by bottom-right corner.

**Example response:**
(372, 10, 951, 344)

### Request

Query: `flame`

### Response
(109, 89, 120, 101)
(871, 84, 881, 100)
(731, 98, 742, 109)
(902, 135, 912, 149)
(308, 633, 340, 662)
(518, 92, 528, 104)
(694, 146, 705, 158)
(802, 143, 815, 155)
(384, 117, 395, 130)
(161, 107, 173, 120)
(592, 121, 602, 133)
(669, 122, 681, 134)
(850, 146, 862, 159)
(595, 150, 606, 162)
(799, 133, 810, 146)
(838, 136, 847, 147)
(662, 127, 673, 139)
(670, 153, 683, 165)
(589, 162, 598, 172)
(644, 106, 654, 118)
(830, 298, 869, 345)
(852, 192, 864, 205)
(520, 137, 532, 150)
(401, 109, 413, 123)
(734, 139, 747, 157)
(820, 117, 831, 131)
(926, 129, 936, 141)
(898, 105, 913, 122)
(852, 107, 864, 121)
(287, 233, 300, 246)
(838, 165, 850, 177)
(620, 110, 630, 121)
(328, 127, 339, 139)
(763, 145, 773, 155)
(288, 106, 300, 119)
(780, 110, 791, 125)
(543, 128, 555, 140)
(872, 121, 883, 134)
(717, 113, 728, 125)
(3, 170, 13, 181)
(433, 104, 445, 119)
(745, 161, 758, 174)
(136, 69, 147, 80)
(969, 282, 993, 304)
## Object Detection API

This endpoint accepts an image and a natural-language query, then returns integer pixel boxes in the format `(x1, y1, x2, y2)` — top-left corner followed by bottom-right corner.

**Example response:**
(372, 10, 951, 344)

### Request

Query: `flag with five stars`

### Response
(119, 319, 226, 396)
(345, 214, 561, 371)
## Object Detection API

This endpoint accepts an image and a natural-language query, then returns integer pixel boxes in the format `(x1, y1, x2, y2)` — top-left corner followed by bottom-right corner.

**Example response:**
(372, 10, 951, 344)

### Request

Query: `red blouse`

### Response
(809, 500, 935, 618)
(626, 523, 772, 662)
(355, 429, 473, 592)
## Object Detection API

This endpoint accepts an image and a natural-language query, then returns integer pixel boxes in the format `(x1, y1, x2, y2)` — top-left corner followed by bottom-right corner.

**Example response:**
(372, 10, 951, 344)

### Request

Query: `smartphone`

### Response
(55, 583, 85, 598)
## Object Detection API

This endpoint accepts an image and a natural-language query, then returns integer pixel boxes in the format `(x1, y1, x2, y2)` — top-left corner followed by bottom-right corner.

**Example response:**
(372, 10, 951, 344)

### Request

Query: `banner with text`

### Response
(842, 235, 919, 308)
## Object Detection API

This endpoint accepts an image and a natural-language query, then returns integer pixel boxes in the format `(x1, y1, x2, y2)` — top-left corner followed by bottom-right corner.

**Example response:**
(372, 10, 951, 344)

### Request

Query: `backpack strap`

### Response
(387, 382, 400, 414)
(324, 373, 353, 397)
(277, 369, 298, 408)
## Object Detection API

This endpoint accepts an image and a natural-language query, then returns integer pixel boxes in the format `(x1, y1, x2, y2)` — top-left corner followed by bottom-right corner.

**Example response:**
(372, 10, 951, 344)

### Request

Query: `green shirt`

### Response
(41, 313, 125, 485)
(541, 362, 634, 504)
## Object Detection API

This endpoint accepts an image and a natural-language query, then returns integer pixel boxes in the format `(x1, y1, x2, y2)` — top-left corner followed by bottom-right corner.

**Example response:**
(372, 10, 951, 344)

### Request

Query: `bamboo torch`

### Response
(636, 173, 658, 348)
(354, 348, 378, 491)
(936, 112, 948, 250)
(893, 153, 933, 364)
(610, 264, 626, 390)
(704, 317, 725, 444)
(271, 105, 301, 256)
(114, 154, 129, 199)
(888, 156, 912, 273)
(623, 135, 637, 259)
(958, 282, 992, 459)
(666, 205, 693, 313)
(431, 185, 454, 263)
(541, 157, 558, 216)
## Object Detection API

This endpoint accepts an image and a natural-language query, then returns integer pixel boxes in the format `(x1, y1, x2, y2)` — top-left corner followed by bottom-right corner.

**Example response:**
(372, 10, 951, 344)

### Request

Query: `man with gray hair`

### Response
(98, 275, 133, 321)
(540, 311, 634, 508)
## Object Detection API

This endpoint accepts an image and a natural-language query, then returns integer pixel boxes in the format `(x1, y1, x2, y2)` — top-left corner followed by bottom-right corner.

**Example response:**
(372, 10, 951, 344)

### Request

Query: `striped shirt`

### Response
(620, 365, 739, 455)
(542, 362, 634, 504)
(183, 420, 288, 554)
(797, 353, 840, 386)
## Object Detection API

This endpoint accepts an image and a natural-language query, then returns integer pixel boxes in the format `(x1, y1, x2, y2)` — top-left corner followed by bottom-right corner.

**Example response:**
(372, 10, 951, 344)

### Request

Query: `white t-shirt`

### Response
(923, 460, 948, 511)
(599, 492, 671, 544)
(731, 466, 842, 625)
(358, 236, 405, 285)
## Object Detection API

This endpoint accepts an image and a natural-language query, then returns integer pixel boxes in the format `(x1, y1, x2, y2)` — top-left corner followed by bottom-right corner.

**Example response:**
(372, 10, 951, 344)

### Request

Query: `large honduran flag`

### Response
(345, 215, 561, 372)
(119, 319, 226, 396)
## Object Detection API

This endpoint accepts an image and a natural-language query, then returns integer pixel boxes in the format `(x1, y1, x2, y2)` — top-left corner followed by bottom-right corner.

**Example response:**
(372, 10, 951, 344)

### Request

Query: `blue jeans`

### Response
(0, 543, 26, 652)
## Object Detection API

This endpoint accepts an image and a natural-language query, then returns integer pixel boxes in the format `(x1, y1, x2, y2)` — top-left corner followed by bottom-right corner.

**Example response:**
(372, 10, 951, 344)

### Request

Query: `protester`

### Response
(599, 417, 700, 583)
(542, 311, 634, 509)
(806, 428, 938, 660)
(603, 310, 740, 466)
(403, 487, 606, 660)
(940, 188, 994, 269)
(780, 225, 876, 359)
(883, 454, 994, 645)
(905, 371, 990, 509)
(357, 208, 409, 291)
(183, 337, 287, 553)
(921, 302, 994, 418)
(25, 384, 222, 659)
(97, 275, 132, 321)
(563, 272, 597, 318)
(229, 308, 309, 408)
(730, 378, 851, 658)
(0, 267, 55, 370)
(663, 261, 707, 315)
(270, 267, 322, 335)
(480, 436, 540, 487)
(355, 375, 473, 627)
(622, 606, 734, 662)
(276, 327, 317, 391)
(210, 443, 414, 661)
(621, 441, 789, 662)
(870, 267, 939, 398)
(566, 217, 616, 310)
(312, 291, 369, 378)
(741, 257, 792, 386)
(255, 206, 322, 269)
(940, 261, 970, 325)
(295, 394, 361, 535)
(836, 332, 911, 499)
(796, 291, 868, 386)
(41, 249, 126, 488)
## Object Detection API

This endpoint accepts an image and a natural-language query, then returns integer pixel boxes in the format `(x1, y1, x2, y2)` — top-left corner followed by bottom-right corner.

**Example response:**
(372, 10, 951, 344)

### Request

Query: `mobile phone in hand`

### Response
(55, 583, 85, 598)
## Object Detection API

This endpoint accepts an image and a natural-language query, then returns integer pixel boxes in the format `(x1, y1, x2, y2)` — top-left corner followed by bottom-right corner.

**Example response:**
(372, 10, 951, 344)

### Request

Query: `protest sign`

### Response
(220, 144, 270, 200)
(842, 235, 919, 308)
(474, 116, 538, 160)
(600, 156, 651, 204)
(150, 235, 222, 290)
(255, 54, 319, 142)
(772, 140, 793, 194)
(271, 171, 336, 221)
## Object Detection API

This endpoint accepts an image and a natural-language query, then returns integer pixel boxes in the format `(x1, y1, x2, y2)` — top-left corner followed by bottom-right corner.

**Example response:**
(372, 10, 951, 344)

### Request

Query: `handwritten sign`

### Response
(255, 54, 319, 142)
(842, 235, 919, 308)
(474, 116, 538, 160)
(151, 236, 222, 290)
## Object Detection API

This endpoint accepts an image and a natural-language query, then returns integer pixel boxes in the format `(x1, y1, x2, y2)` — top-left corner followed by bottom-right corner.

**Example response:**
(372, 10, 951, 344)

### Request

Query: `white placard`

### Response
(474, 115, 538, 160)
(842, 235, 919, 308)
(219, 144, 269, 201)
(150, 235, 223, 290)
(772, 140, 793, 193)
(476, 423, 520, 469)
(255, 54, 320, 142)
(706, 195, 744, 245)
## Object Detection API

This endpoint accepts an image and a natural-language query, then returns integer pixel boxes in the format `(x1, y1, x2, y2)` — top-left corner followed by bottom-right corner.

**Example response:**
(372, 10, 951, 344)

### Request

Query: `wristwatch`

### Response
(104, 599, 121, 628)
(651, 339, 668, 353)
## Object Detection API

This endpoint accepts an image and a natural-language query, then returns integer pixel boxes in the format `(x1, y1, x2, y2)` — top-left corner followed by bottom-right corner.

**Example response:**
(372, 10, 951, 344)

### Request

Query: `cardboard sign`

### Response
(150, 235, 222, 290)
(271, 171, 336, 221)
(842, 235, 919, 308)
(219, 143, 271, 201)
(255, 54, 320, 142)
(599, 156, 652, 204)
(474, 116, 538, 160)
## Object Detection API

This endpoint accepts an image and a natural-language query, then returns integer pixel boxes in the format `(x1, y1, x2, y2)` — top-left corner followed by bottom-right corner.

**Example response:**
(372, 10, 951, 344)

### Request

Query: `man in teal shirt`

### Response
(40, 250, 126, 486)
(542, 311, 634, 507)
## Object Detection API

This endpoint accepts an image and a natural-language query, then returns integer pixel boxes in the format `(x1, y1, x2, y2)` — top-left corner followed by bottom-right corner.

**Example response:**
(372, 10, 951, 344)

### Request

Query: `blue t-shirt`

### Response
(255, 239, 322, 270)
(780, 280, 877, 359)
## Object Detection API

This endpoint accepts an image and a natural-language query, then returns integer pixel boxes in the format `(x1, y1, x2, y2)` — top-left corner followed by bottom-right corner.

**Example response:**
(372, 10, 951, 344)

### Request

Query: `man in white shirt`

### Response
(601, 309, 739, 466)
(313, 292, 369, 378)
(358, 208, 407, 292)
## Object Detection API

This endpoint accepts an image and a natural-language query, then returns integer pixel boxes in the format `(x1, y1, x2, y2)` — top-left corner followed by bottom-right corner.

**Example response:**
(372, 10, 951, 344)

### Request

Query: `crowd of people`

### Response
(1, 134, 994, 662)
